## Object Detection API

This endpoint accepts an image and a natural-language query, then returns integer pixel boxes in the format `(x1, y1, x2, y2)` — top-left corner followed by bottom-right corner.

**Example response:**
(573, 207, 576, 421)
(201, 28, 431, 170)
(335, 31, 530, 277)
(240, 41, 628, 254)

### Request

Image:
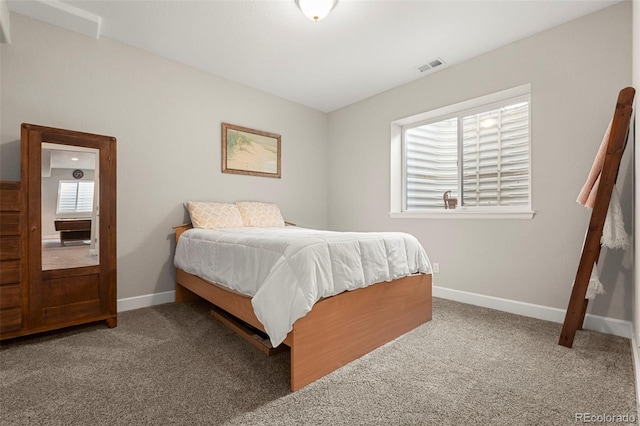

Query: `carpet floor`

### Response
(0, 298, 636, 425)
(41, 238, 97, 270)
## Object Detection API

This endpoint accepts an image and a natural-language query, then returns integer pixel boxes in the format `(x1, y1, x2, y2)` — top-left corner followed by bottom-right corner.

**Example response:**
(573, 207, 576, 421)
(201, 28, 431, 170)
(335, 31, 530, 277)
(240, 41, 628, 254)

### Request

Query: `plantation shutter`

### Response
(57, 182, 78, 213)
(405, 118, 458, 209)
(461, 102, 529, 207)
(57, 181, 94, 213)
(76, 181, 95, 212)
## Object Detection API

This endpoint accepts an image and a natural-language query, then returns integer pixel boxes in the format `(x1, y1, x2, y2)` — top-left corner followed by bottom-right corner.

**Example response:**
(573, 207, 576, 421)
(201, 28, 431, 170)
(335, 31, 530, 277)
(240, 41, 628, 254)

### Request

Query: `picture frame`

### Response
(221, 123, 281, 178)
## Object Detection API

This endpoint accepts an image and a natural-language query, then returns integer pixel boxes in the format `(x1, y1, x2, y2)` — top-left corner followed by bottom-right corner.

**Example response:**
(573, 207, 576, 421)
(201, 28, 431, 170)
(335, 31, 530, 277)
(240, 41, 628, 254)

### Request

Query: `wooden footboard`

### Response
(289, 273, 431, 390)
(173, 223, 432, 390)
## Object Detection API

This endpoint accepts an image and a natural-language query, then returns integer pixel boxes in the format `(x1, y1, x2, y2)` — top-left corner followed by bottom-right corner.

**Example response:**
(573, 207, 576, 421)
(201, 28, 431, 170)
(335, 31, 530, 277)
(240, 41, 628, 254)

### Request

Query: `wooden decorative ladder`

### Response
(559, 87, 635, 348)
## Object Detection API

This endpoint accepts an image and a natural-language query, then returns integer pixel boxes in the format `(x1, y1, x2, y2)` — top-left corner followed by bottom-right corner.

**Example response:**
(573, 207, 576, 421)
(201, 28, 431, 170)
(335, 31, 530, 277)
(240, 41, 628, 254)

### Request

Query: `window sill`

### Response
(389, 209, 535, 220)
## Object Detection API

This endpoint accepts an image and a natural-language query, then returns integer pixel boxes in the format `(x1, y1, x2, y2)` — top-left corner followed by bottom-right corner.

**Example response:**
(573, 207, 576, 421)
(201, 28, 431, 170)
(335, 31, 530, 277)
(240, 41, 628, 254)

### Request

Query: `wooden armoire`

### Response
(0, 124, 117, 340)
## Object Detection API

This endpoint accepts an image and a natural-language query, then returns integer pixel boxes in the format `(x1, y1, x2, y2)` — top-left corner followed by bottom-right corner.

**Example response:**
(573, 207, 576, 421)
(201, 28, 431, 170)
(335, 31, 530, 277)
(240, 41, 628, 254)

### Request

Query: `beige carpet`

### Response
(42, 238, 98, 270)
(0, 298, 635, 425)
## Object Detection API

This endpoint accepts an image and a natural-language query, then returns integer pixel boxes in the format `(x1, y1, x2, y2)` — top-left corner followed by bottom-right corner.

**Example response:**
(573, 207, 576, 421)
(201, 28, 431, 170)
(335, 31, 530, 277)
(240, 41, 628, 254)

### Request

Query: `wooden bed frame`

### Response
(173, 224, 432, 391)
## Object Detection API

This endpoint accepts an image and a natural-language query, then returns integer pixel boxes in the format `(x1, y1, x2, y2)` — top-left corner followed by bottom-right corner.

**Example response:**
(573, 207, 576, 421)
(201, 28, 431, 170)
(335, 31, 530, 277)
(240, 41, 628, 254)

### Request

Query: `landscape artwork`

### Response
(222, 123, 281, 178)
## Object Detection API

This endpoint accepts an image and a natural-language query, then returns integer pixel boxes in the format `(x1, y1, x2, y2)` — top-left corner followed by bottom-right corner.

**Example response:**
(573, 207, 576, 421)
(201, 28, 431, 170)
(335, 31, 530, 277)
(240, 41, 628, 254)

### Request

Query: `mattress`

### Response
(174, 226, 432, 346)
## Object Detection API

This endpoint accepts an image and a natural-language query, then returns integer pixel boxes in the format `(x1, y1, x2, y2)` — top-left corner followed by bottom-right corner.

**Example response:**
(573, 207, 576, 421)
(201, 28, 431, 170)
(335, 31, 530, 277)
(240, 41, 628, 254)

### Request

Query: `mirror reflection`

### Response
(41, 143, 99, 270)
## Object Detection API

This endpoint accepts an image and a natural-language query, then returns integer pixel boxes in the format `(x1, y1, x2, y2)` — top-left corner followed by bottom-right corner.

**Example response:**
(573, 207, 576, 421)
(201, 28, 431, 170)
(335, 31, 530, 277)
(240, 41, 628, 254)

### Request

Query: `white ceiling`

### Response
(43, 143, 97, 170)
(8, 0, 621, 112)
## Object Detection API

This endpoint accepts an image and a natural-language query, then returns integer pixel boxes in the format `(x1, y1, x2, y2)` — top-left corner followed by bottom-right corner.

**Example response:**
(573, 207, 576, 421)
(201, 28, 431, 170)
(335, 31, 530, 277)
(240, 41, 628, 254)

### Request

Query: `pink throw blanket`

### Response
(576, 121, 612, 208)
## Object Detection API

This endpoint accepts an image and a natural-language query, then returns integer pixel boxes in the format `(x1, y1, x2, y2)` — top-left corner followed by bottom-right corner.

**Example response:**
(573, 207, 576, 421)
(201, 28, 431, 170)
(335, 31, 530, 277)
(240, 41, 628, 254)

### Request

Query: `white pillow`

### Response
(186, 202, 244, 229)
(235, 202, 285, 227)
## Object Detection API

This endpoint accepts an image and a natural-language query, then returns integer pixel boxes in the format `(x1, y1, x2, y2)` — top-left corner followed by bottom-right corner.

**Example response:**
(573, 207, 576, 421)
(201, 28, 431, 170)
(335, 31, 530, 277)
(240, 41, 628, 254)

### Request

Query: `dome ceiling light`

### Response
(295, 0, 338, 22)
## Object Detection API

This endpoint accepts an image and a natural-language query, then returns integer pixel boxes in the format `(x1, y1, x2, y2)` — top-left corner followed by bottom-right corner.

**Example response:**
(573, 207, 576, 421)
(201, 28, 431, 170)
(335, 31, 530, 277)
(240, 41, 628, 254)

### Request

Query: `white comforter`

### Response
(174, 226, 432, 347)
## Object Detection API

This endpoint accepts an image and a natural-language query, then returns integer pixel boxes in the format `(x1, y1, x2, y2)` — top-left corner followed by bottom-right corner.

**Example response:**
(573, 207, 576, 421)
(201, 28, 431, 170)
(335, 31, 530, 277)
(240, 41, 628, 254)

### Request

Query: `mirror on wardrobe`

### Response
(41, 143, 99, 270)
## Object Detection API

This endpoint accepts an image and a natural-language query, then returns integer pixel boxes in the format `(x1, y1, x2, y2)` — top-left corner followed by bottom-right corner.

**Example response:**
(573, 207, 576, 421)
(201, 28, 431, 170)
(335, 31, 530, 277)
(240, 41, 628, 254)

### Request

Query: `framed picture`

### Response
(221, 123, 281, 178)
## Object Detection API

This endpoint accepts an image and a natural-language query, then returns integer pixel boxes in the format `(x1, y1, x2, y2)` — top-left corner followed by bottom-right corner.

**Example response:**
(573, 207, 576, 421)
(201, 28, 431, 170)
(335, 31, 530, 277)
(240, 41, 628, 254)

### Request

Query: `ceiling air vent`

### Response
(418, 57, 445, 73)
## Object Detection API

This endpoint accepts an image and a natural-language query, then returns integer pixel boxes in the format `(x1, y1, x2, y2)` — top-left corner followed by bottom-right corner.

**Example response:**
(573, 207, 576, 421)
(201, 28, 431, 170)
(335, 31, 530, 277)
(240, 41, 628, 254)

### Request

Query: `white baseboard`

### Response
(117, 286, 632, 339)
(117, 290, 175, 312)
(433, 285, 632, 339)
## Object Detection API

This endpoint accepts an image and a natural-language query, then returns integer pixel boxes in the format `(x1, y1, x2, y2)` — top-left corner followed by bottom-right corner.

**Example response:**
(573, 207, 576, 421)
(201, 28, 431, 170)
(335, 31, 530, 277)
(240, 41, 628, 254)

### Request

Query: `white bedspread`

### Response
(174, 226, 432, 347)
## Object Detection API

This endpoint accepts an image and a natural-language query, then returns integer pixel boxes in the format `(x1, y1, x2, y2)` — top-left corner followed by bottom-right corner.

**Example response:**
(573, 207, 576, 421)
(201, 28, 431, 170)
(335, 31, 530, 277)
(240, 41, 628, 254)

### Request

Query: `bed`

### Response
(173, 202, 433, 391)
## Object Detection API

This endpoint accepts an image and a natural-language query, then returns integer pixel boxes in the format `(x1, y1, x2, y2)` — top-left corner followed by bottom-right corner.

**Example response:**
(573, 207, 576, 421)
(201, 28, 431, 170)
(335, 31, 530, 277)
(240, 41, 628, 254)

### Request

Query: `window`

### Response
(56, 180, 94, 214)
(390, 84, 534, 219)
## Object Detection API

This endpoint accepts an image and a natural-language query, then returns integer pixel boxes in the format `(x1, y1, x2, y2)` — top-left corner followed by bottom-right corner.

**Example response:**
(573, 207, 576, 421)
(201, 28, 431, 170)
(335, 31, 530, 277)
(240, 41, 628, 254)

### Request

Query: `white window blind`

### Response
(57, 181, 94, 214)
(405, 118, 458, 209)
(403, 96, 530, 211)
(462, 102, 530, 207)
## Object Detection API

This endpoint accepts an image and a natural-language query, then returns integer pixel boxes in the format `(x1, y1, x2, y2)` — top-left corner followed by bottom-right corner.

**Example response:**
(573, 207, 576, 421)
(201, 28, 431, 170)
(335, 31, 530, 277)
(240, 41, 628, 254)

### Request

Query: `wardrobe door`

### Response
(22, 124, 117, 333)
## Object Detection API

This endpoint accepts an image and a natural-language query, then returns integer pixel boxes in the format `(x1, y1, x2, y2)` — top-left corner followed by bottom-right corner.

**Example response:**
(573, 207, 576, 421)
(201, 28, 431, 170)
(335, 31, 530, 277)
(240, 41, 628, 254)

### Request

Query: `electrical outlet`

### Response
(433, 263, 440, 273)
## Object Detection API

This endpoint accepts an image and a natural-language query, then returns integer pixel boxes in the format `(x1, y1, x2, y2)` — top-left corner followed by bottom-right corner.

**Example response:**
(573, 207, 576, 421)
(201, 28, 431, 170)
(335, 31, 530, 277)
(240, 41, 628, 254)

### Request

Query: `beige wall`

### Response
(0, 13, 329, 298)
(0, 4, 634, 321)
(327, 2, 633, 320)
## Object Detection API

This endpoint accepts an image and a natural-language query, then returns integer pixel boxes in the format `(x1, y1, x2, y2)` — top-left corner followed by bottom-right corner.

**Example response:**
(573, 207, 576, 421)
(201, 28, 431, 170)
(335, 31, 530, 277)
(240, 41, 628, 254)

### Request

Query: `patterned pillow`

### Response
(186, 202, 244, 229)
(235, 202, 285, 227)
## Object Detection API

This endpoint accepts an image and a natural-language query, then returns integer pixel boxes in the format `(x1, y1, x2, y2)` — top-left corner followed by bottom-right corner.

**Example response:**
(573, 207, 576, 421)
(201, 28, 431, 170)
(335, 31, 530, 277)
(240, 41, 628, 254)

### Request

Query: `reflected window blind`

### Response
(57, 181, 94, 214)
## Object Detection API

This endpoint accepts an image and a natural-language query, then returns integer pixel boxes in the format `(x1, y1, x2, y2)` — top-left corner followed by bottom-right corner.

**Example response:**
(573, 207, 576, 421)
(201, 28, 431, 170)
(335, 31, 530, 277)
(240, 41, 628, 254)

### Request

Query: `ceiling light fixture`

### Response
(296, 0, 338, 22)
